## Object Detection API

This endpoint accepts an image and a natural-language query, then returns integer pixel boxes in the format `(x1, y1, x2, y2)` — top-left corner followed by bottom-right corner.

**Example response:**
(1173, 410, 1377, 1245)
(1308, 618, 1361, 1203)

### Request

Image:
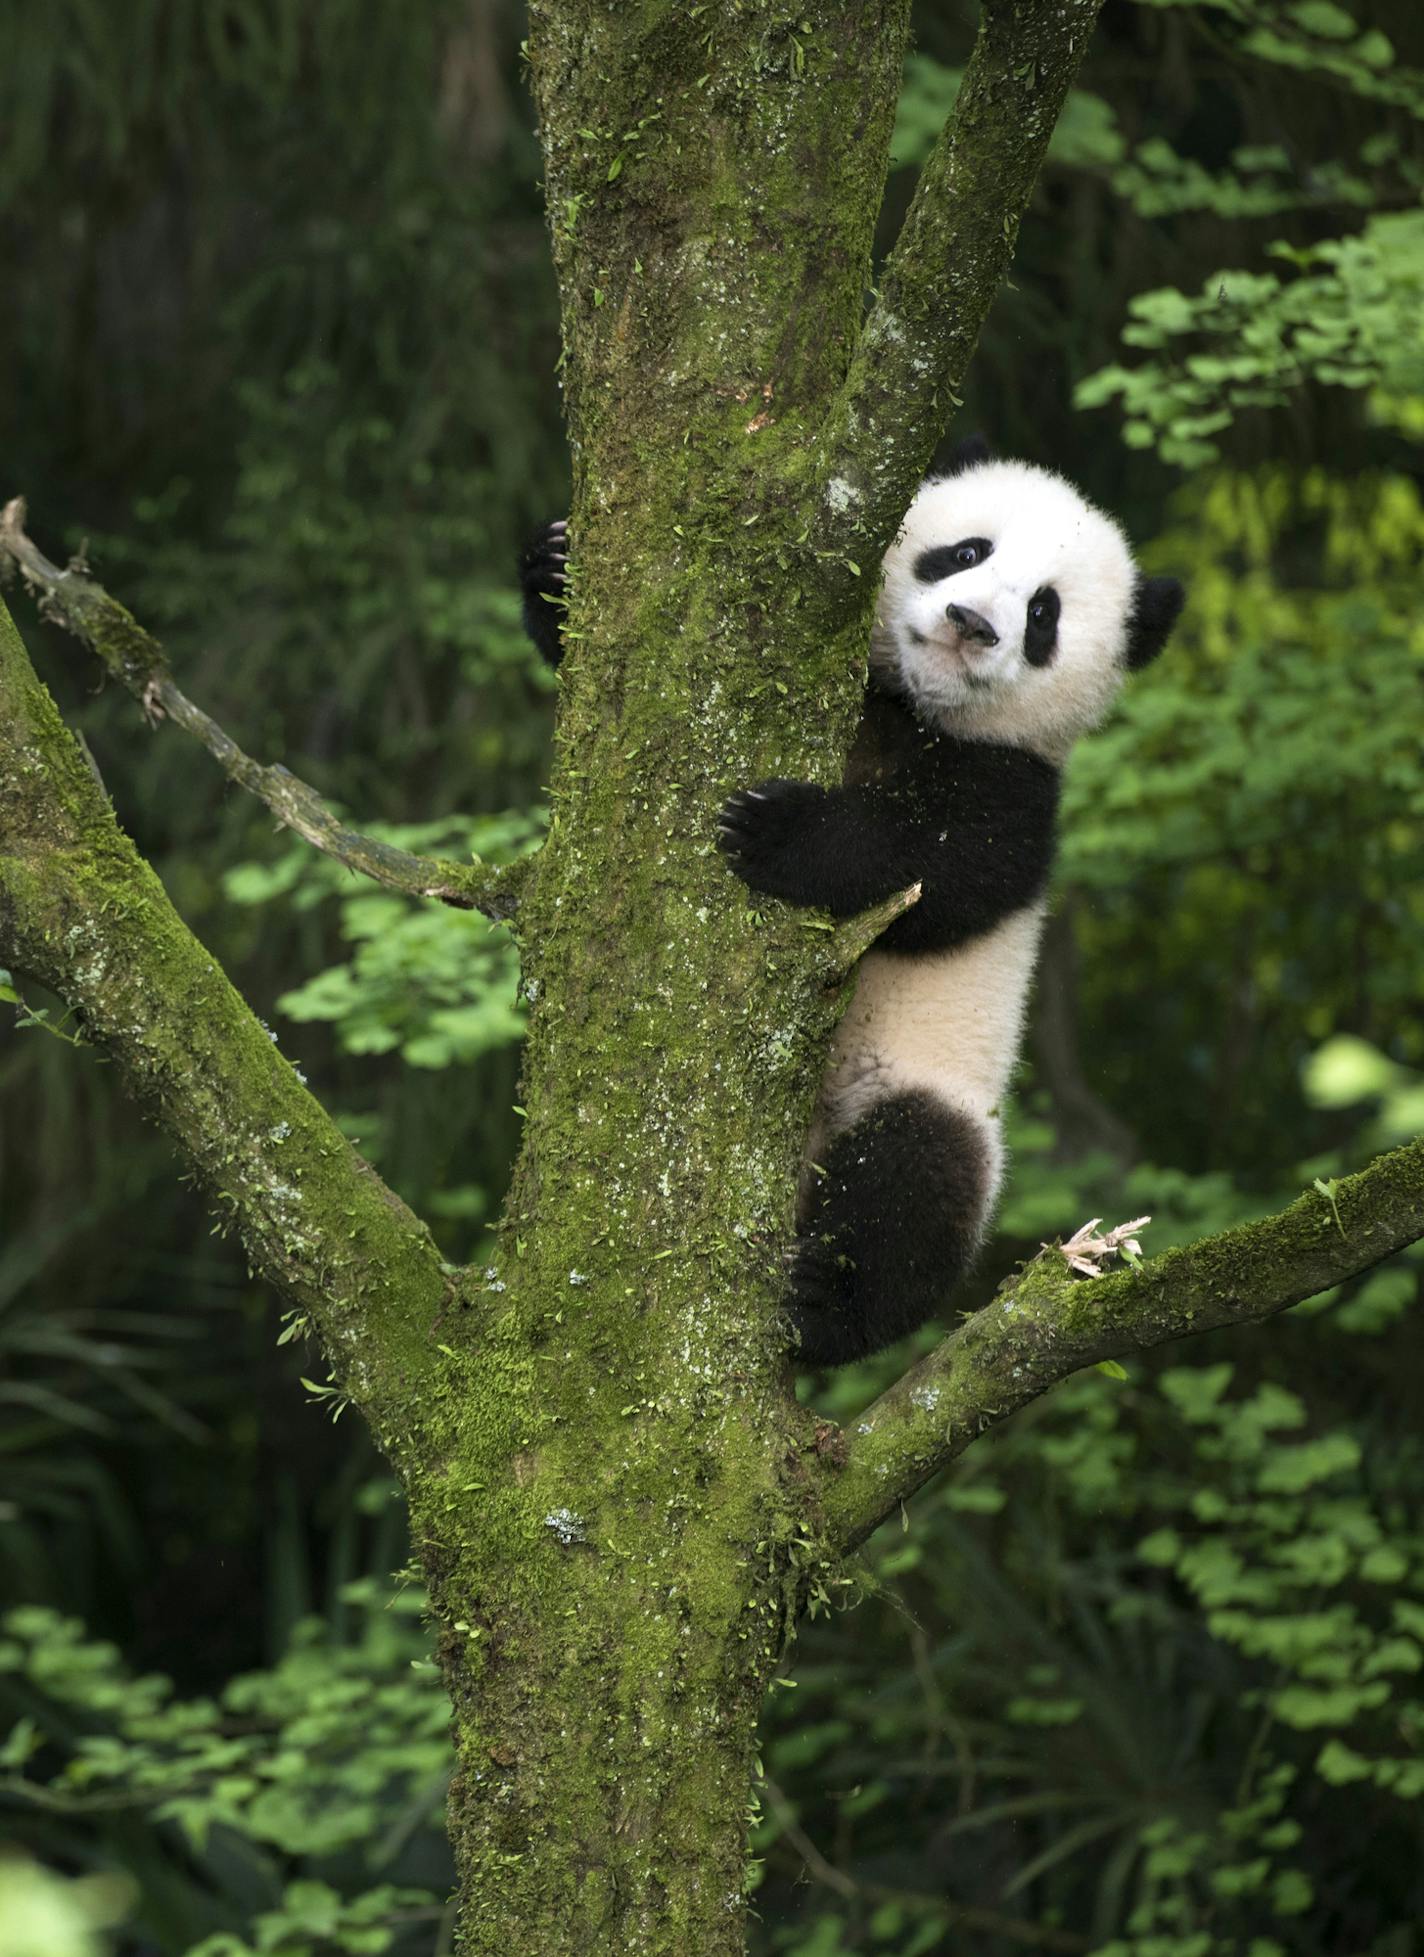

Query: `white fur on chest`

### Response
(808, 902, 1046, 1177)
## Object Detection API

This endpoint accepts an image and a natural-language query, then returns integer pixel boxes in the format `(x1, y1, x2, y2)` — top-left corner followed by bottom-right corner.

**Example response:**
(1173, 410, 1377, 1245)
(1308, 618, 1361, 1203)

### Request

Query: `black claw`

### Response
(714, 779, 827, 895)
(519, 516, 572, 668)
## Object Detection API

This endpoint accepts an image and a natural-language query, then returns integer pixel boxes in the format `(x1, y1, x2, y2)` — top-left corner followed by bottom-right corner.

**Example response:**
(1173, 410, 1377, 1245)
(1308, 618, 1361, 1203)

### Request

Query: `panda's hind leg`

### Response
(788, 1091, 992, 1367)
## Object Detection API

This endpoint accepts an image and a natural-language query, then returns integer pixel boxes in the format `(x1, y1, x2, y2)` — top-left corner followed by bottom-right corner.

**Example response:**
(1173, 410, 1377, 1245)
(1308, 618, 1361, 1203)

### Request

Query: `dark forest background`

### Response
(2, 2, 1422, 1952)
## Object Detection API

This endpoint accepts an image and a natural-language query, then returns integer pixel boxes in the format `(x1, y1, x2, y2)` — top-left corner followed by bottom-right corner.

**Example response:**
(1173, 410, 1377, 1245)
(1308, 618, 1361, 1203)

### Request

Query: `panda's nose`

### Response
(946, 603, 998, 648)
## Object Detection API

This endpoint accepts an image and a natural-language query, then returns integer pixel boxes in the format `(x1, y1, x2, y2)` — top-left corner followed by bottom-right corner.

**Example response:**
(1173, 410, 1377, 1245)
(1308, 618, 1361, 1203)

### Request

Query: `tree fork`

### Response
(415, 6, 1109, 1951)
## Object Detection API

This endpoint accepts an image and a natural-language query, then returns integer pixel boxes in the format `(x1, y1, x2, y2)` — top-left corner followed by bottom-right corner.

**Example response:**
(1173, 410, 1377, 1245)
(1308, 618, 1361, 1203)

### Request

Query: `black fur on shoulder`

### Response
(1125, 574, 1185, 670)
(789, 1091, 990, 1365)
(519, 518, 569, 668)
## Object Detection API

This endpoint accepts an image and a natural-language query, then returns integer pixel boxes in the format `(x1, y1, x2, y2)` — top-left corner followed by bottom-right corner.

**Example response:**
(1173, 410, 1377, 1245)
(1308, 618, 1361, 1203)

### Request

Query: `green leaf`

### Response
(1303, 1035, 1401, 1107)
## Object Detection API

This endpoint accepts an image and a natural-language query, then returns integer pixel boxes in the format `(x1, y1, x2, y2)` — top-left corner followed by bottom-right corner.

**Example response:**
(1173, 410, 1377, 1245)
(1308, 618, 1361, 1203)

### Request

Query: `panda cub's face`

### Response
(873, 458, 1174, 761)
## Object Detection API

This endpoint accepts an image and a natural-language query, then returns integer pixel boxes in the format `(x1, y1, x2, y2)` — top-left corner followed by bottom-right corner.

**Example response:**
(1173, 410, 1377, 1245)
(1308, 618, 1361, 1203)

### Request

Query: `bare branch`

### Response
(0, 498, 528, 923)
(807, 0, 1105, 588)
(0, 593, 455, 1468)
(821, 1135, 1424, 1551)
(818, 881, 921, 984)
(761, 1778, 1089, 1952)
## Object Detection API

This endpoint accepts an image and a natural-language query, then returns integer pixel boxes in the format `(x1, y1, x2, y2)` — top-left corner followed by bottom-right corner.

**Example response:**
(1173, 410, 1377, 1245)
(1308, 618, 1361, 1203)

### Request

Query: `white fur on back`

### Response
(807, 903, 1047, 1221)
(872, 459, 1138, 762)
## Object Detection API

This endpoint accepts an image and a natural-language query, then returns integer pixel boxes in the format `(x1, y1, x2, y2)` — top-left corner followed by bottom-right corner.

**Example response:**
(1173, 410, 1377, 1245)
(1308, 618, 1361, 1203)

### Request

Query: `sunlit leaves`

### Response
(225, 813, 541, 1068)
(1076, 210, 1424, 465)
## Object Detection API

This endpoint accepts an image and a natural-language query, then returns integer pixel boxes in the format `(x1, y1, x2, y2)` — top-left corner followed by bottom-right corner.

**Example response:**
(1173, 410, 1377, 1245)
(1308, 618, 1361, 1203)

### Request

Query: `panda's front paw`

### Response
(519, 518, 569, 668)
(716, 779, 828, 902)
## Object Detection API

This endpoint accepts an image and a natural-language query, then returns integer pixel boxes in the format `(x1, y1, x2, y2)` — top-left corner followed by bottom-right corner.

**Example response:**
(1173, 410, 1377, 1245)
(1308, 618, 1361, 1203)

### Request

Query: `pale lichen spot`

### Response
(544, 1508, 587, 1546)
(825, 477, 860, 515)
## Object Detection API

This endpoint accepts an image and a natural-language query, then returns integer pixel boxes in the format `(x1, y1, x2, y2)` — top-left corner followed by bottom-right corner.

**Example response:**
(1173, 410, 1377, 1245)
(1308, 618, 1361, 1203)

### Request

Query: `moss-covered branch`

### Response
(823, 1136, 1424, 1551)
(0, 593, 454, 1469)
(0, 499, 526, 922)
(807, 0, 1105, 584)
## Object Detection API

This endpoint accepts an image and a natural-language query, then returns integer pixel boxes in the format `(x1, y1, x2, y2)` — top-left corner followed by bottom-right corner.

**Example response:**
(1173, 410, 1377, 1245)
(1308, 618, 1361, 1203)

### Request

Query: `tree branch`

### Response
(822, 1135, 1424, 1551)
(817, 882, 921, 984)
(761, 1777, 1089, 1952)
(0, 593, 456, 1470)
(1031, 899, 1137, 1163)
(808, 0, 1105, 585)
(0, 498, 527, 923)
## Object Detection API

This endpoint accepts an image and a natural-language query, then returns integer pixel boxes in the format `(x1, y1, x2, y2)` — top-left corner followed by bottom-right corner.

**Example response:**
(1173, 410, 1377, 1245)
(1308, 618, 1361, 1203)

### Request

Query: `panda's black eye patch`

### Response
(1024, 585, 1060, 667)
(913, 537, 993, 583)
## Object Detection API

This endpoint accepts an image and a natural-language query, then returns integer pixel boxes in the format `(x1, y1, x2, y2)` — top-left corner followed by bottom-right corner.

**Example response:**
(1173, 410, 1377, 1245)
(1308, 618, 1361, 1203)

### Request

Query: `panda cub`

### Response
(519, 441, 1184, 1367)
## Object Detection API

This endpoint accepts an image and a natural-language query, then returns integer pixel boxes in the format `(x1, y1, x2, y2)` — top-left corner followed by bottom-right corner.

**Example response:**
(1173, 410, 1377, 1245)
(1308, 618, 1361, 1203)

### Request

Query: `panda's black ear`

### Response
(1125, 575, 1185, 670)
(946, 431, 991, 475)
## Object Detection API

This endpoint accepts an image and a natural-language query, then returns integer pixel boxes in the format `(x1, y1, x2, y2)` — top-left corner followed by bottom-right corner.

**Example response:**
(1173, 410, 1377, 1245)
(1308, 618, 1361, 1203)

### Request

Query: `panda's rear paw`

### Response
(781, 1239, 856, 1368)
(788, 1302, 869, 1370)
(519, 518, 570, 667)
(786, 1234, 848, 1311)
(716, 779, 826, 899)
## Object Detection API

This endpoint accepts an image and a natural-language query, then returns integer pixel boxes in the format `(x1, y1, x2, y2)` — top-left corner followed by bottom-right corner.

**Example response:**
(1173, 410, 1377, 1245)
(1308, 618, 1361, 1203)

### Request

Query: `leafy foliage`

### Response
(1077, 211, 1424, 464)
(0, 1855, 132, 1957)
(224, 814, 541, 1069)
(1, 1574, 452, 1955)
(758, 1239, 1424, 1955)
(1129, 0, 1424, 116)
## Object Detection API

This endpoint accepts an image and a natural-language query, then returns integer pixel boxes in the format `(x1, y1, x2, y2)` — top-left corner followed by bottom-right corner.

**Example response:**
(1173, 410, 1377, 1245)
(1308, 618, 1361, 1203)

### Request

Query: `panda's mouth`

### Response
(950, 657, 996, 690)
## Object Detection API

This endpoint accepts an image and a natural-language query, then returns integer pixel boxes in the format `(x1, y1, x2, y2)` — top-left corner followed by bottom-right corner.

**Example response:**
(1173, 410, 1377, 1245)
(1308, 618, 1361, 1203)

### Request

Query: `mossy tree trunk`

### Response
(6, 4, 1424, 1954)
(434, 7, 1092, 1942)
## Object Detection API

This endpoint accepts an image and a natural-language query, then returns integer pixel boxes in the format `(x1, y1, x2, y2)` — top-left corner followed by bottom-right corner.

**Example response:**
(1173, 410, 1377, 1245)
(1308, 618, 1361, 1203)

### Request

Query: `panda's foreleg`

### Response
(788, 1090, 992, 1366)
(717, 780, 922, 915)
(518, 518, 569, 667)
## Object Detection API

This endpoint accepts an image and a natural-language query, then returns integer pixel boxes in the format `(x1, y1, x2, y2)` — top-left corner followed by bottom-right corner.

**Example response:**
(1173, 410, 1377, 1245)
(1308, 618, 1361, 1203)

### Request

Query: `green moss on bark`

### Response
(823, 1135, 1424, 1551)
(0, 595, 451, 1472)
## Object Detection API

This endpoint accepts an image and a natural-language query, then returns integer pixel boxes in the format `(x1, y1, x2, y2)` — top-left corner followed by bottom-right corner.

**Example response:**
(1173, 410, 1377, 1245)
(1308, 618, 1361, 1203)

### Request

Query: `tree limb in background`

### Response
(0, 499, 528, 923)
(1032, 900, 1138, 1164)
(823, 1134, 1424, 1551)
(809, 0, 1105, 583)
(0, 593, 453, 1465)
(760, 1777, 1091, 1953)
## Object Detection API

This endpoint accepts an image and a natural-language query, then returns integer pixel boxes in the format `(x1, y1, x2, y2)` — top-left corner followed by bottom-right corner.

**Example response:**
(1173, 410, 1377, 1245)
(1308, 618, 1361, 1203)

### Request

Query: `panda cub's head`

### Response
(873, 443, 1184, 761)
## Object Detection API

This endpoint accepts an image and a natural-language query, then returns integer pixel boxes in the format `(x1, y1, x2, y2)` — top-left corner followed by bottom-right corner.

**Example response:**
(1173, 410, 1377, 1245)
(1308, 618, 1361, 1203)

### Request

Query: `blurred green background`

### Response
(1, 3, 1422, 1953)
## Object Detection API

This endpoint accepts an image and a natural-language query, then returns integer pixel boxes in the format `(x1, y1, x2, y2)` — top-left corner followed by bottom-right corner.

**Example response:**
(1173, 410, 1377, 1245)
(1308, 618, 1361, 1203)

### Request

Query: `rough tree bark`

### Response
(4, 5, 1423, 1954)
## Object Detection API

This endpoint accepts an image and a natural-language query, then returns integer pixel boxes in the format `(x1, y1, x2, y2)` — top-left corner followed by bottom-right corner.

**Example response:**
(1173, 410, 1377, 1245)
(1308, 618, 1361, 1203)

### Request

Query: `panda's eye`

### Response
(913, 538, 993, 584)
(1024, 585, 1061, 668)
